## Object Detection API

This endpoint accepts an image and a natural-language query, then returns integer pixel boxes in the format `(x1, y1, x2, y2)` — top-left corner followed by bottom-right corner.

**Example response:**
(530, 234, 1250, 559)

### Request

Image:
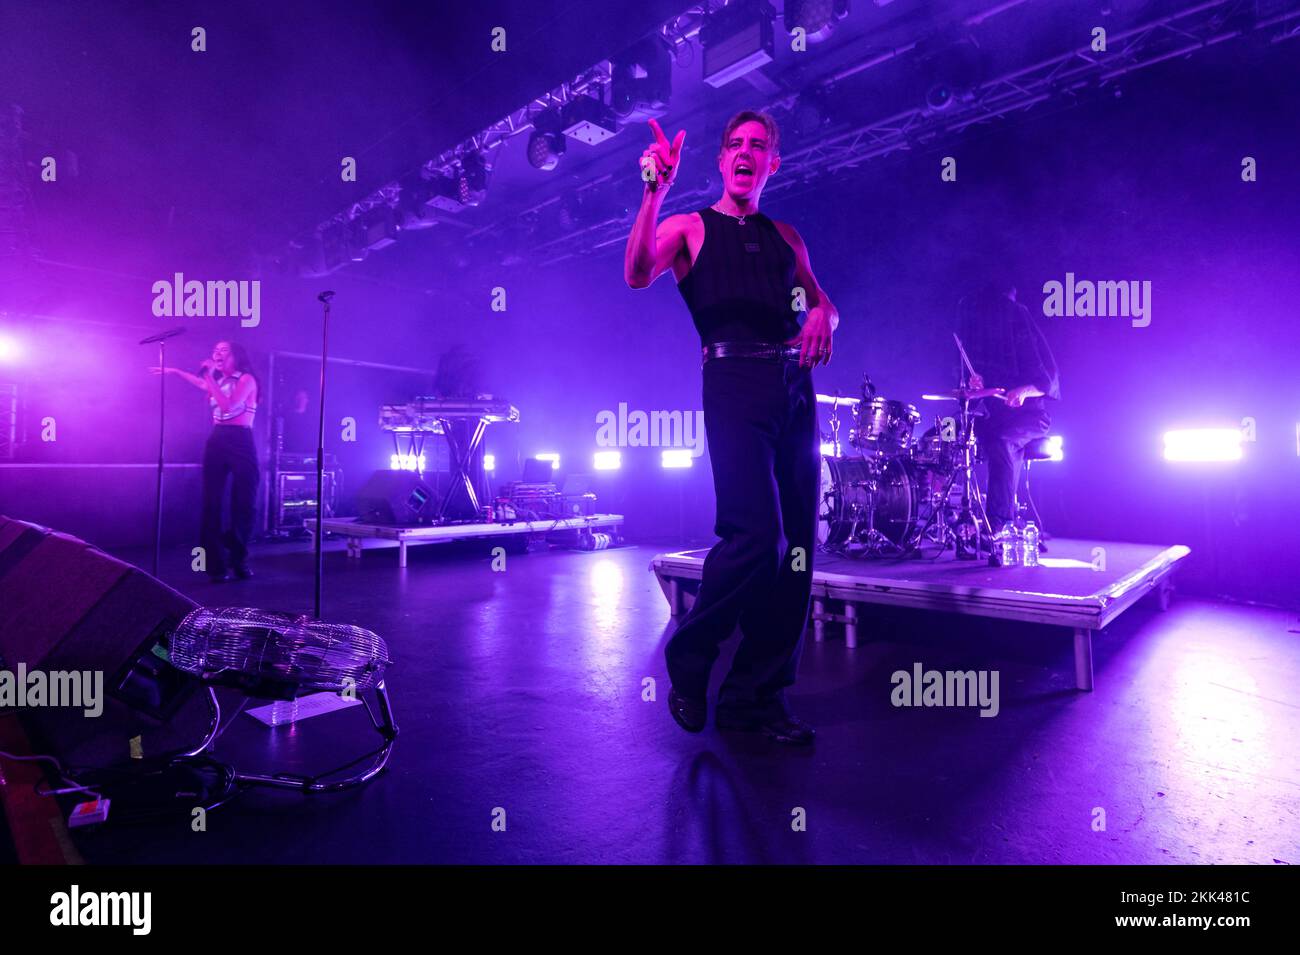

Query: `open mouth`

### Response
(734, 161, 754, 182)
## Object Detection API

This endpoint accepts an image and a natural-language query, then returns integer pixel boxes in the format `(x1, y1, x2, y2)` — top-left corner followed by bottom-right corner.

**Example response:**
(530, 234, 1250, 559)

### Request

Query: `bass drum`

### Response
(819, 454, 929, 552)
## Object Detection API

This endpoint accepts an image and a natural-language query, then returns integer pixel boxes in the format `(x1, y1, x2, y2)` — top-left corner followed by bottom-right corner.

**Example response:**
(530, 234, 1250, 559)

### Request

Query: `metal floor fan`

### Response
(169, 607, 396, 792)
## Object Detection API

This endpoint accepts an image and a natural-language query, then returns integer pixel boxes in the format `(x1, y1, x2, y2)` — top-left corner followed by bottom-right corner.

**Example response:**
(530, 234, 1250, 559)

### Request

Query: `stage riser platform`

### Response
(650, 539, 1190, 691)
(308, 514, 625, 567)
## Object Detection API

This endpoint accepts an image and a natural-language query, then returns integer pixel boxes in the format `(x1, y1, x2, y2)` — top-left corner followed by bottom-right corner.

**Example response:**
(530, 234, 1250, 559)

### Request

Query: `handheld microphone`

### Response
(645, 164, 672, 193)
(317, 290, 335, 303)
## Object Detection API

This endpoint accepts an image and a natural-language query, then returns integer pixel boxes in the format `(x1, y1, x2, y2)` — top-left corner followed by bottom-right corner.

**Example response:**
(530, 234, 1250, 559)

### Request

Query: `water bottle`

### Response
(1022, 522, 1040, 567)
(268, 699, 300, 726)
(995, 525, 1017, 567)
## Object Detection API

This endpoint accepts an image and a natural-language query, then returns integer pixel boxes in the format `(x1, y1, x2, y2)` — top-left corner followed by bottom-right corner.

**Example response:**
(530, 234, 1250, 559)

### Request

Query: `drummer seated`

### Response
(956, 281, 1061, 535)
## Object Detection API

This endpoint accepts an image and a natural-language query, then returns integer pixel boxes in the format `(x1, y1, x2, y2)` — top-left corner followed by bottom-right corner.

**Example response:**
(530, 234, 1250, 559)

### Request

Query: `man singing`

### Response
(624, 110, 837, 745)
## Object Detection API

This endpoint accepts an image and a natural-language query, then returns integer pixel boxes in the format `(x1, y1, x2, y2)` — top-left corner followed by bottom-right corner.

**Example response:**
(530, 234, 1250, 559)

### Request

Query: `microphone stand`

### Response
(153, 338, 166, 577)
(140, 326, 186, 577)
(313, 291, 335, 619)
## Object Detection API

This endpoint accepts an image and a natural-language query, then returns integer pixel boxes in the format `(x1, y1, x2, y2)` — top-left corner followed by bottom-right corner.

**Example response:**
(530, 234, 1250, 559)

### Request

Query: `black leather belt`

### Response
(702, 341, 803, 365)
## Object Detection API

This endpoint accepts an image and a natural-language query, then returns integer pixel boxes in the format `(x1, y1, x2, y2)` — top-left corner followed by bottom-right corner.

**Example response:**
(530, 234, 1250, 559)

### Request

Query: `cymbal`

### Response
(921, 387, 1007, 402)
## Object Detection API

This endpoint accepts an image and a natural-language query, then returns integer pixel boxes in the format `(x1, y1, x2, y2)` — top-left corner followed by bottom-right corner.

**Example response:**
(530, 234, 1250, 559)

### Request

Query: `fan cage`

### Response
(171, 607, 391, 692)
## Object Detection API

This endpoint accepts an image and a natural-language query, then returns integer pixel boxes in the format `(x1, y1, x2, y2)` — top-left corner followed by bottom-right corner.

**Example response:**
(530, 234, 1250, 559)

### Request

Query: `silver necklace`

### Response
(712, 203, 752, 226)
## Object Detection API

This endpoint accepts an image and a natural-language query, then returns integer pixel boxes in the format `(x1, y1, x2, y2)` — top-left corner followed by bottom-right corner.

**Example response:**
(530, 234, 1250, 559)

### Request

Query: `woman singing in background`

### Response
(151, 340, 260, 581)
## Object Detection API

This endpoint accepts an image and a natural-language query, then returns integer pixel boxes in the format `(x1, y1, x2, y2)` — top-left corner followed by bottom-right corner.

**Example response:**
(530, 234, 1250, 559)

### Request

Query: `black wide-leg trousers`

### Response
(665, 357, 819, 717)
(200, 424, 259, 573)
(976, 400, 1051, 528)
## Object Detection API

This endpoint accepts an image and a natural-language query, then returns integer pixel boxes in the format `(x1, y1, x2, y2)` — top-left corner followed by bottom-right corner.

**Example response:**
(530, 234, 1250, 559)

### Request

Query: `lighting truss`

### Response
(316, 65, 612, 232)
(307, 2, 722, 237)
(298, 0, 1299, 267)
(518, 0, 1300, 264)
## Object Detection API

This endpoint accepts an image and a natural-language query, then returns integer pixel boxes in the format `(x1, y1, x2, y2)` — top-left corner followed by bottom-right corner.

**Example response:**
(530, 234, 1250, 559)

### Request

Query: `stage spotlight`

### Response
(593, 450, 622, 471)
(820, 441, 839, 457)
(702, 0, 776, 88)
(484, 454, 495, 473)
(456, 151, 491, 207)
(315, 222, 352, 274)
(1045, 435, 1064, 462)
(345, 222, 370, 262)
(661, 448, 693, 469)
(536, 452, 561, 469)
(790, 90, 829, 138)
(421, 172, 464, 213)
(610, 35, 672, 122)
(925, 82, 958, 113)
(289, 231, 333, 278)
(920, 35, 983, 114)
(355, 206, 400, 251)
(319, 219, 368, 266)
(1163, 428, 1243, 462)
(390, 453, 425, 471)
(561, 95, 620, 145)
(784, 0, 849, 44)
(396, 173, 441, 230)
(0, 333, 24, 364)
(527, 129, 566, 171)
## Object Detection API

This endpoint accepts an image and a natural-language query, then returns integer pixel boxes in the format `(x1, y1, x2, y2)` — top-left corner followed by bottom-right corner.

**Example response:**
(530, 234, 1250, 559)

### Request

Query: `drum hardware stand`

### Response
(908, 337, 997, 560)
(910, 396, 992, 560)
(844, 466, 907, 558)
(826, 398, 847, 457)
(855, 473, 896, 556)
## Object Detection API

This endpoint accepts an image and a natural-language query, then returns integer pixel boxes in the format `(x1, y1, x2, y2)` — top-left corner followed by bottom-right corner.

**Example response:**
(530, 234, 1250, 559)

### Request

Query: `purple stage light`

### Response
(1163, 428, 1243, 463)
(661, 448, 692, 469)
(390, 452, 425, 471)
(536, 452, 560, 469)
(593, 450, 621, 471)
(0, 333, 23, 364)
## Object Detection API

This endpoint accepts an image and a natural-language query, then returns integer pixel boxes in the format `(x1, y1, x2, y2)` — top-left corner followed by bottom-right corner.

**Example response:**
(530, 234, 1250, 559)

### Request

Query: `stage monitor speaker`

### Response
(0, 515, 212, 771)
(356, 470, 437, 525)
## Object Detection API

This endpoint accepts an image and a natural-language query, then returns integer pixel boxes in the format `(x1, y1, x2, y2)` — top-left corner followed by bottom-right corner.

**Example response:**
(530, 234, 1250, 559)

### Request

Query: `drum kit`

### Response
(818, 368, 1004, 561)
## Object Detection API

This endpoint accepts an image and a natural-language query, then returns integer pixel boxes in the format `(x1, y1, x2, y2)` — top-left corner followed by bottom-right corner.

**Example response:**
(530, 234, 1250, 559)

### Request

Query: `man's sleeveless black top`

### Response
(675, 206, 801, 347)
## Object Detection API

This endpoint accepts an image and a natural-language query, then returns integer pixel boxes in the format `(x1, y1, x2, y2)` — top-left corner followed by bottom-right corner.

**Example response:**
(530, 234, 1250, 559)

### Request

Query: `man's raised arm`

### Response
(624, 119, 685, 289)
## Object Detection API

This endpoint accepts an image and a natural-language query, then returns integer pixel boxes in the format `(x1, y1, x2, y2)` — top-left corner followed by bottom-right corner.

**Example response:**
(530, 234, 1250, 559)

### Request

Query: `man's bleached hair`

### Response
(719, 109, 780, 155)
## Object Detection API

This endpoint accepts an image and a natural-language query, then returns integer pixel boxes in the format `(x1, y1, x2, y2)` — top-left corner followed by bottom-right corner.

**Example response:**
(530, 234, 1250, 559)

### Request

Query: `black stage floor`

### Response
(65, 538, 1300, 865)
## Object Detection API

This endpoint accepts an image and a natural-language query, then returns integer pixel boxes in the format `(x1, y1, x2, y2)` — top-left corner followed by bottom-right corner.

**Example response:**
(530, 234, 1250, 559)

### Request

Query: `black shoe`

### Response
(667, 687, 707, 733)
(716, 709, 816, 746)
(232, 562, 253, 580)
